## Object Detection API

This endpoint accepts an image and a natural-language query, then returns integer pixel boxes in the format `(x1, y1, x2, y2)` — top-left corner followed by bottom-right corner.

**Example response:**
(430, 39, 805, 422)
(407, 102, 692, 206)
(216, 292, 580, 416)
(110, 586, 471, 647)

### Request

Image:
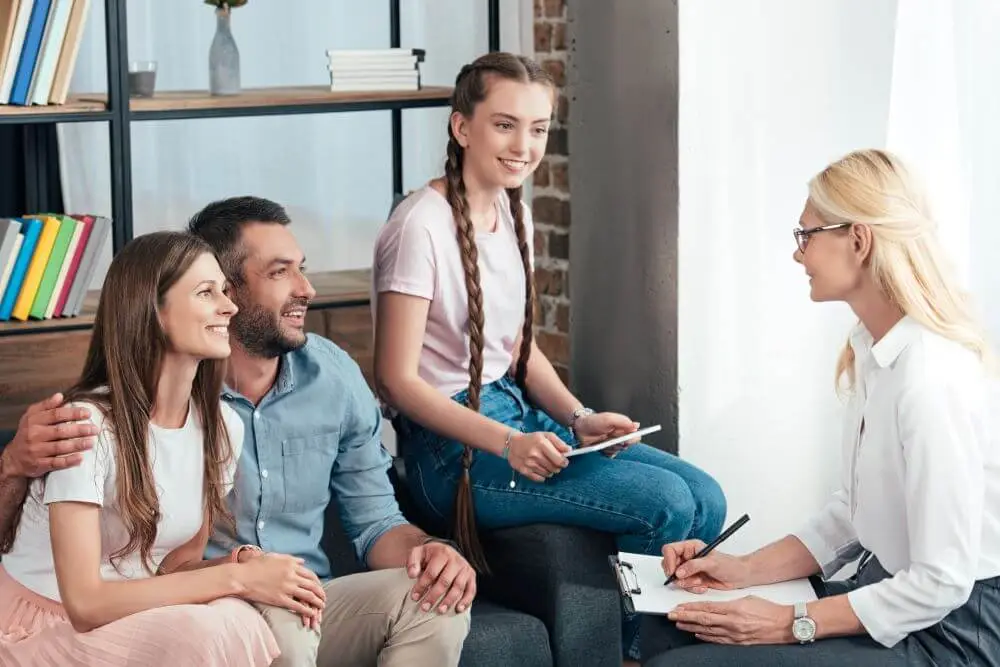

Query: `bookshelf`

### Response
(0, 0, 501, 427)
(0, 0, 501, 337)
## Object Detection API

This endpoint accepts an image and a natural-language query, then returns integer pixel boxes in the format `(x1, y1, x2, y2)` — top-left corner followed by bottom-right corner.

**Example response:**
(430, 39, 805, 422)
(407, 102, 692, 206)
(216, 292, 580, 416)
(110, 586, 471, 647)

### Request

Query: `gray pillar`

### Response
(567, 0, 679, 452)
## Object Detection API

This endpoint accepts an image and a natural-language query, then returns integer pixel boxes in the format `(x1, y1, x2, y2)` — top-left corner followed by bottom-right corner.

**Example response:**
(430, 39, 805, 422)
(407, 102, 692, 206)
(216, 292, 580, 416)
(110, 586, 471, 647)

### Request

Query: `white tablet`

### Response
(565, 424, 662, 458)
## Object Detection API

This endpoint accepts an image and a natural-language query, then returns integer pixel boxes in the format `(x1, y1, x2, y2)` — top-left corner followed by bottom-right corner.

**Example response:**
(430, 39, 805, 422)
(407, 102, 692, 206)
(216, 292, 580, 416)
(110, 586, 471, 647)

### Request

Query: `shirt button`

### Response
(253, 411, 261, 420)
(261, 469, 269, 479)
(257, 521, 265, 530)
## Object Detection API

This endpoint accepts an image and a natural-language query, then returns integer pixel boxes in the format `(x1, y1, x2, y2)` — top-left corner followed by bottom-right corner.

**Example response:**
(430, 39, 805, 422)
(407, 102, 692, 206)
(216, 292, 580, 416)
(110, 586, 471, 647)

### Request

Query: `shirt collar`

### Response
(850, 315, 921, 369)
(221, 353, 296, 402)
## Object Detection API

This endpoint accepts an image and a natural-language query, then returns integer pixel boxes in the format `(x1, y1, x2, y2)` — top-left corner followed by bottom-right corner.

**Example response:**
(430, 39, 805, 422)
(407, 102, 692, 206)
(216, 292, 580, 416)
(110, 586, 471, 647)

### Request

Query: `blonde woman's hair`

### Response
(807, 149, 993, 391)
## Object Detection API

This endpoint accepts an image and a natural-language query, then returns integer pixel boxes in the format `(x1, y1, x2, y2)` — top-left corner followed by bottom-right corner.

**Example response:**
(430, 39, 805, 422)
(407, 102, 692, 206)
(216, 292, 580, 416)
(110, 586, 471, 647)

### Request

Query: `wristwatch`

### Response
(568, 407, 594, 438)
(791, 601, 817, 644)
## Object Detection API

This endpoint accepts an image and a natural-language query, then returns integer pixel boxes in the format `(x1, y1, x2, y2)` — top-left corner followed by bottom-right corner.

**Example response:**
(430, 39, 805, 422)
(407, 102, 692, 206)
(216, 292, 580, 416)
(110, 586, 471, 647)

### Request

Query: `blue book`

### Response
(8, 0, 53, 106)
(0, 218, 43, 320)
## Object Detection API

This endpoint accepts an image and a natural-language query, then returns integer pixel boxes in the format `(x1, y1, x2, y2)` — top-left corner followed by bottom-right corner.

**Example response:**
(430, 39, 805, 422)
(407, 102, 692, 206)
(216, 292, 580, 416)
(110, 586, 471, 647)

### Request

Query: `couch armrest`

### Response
(479, 524, 622, 667)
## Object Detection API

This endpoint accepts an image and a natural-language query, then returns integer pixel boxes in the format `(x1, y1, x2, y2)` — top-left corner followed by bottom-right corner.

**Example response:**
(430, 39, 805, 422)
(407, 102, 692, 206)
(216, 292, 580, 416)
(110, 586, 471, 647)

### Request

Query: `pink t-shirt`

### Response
(373, 184, 534, 398)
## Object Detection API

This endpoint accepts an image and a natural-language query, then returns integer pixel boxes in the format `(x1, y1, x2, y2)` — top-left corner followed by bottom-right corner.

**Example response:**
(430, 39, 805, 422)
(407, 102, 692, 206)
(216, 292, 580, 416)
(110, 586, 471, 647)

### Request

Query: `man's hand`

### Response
(1, 393, 97, 480)
(407, 541, 476, 615)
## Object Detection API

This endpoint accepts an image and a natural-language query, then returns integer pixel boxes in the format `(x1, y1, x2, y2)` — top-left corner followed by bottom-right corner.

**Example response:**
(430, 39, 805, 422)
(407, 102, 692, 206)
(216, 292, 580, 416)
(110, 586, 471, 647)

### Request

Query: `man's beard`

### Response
(230, 296, 309, 359)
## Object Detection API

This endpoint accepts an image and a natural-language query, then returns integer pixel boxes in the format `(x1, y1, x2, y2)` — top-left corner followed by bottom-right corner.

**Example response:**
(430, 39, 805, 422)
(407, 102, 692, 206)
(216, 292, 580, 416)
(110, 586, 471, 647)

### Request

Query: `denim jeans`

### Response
(396, 375, 728, 659)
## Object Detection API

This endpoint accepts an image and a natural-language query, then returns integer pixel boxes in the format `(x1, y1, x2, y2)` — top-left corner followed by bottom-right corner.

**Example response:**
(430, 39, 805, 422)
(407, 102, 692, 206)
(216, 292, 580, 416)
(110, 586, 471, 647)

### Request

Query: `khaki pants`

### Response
(253, 567, 470, 667)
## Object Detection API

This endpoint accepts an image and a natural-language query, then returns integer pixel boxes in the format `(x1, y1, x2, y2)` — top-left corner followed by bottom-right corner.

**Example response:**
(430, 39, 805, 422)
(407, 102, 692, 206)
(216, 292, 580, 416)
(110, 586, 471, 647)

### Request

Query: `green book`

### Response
(29, 215, 76, 319)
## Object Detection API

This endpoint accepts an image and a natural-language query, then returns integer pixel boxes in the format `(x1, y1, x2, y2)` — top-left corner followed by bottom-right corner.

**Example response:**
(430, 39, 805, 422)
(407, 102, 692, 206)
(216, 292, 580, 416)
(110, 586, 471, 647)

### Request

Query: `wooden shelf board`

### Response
(0, 269, 371, 336)
(75, 86, 453, 113)
(0, 95, 108, 117)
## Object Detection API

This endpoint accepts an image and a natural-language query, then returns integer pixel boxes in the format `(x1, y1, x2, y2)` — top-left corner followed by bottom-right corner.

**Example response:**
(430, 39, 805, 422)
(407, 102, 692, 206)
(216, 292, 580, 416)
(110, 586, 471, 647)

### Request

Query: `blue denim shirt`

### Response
(205, 333, 407, 579)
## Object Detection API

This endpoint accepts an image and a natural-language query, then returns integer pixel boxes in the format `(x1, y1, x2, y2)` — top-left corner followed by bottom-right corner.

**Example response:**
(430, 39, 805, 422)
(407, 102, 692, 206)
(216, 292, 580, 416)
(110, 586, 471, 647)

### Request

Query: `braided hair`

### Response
(444, 52, 553, 571)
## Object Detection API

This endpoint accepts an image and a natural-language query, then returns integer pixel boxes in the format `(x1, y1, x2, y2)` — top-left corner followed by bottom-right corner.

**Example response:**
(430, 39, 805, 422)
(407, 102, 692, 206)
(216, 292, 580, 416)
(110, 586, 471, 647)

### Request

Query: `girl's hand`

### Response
(507, 431, 571, 482)
(574, 412, 640, 455)
(235, 553, 326, 629)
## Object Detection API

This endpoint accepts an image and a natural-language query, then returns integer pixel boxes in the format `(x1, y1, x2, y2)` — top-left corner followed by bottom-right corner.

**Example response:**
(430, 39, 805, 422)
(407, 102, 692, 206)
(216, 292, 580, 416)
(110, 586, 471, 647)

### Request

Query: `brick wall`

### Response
(531, 0, 571, 384)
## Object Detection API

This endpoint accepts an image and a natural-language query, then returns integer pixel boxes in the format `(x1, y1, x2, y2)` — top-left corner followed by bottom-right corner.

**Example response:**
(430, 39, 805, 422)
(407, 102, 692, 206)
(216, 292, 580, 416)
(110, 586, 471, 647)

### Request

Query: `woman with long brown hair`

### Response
(0, 232, 324, 665)
(372, 51, 727, 662)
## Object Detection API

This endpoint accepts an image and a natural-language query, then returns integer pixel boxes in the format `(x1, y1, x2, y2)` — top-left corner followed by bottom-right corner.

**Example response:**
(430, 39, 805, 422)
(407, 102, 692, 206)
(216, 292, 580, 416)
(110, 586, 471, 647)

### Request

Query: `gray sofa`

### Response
(0, 431, 623, 667)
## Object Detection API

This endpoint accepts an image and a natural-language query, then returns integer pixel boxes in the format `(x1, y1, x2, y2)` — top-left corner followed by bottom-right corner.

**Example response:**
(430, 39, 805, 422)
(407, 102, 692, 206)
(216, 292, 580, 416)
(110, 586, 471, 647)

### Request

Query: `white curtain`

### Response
(678, 0, 1000, 552)
(58, 0, 533, 290)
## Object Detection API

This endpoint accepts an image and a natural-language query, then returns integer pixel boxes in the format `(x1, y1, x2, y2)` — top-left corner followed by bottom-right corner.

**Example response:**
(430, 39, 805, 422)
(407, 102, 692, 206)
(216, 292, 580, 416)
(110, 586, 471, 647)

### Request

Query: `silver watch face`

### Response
(792, 617, 816, 642)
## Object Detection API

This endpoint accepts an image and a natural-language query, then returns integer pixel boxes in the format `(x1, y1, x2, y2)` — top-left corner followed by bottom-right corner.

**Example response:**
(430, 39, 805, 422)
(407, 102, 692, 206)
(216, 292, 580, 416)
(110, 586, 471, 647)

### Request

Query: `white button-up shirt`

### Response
(794, 316, 1000, 648)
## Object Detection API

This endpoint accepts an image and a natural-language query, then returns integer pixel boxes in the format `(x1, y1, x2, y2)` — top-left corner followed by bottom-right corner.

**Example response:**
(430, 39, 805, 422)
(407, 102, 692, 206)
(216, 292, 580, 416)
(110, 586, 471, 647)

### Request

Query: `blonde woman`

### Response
(644, 149, 1000, 666)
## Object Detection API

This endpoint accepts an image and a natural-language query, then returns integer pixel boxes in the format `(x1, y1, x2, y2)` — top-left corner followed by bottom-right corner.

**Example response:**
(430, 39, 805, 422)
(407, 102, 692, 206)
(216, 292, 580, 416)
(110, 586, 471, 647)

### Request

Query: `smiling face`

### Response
(228, 222, 316, 358)
(158, 252, 237, 360)
(451, 77, 553, 190)
(792, 201, 867, 302)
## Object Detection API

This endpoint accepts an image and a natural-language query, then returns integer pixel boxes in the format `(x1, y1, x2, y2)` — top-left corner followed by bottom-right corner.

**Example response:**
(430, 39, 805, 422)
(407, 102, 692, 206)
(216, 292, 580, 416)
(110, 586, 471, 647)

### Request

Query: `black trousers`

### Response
(642, 557, 1000, 666)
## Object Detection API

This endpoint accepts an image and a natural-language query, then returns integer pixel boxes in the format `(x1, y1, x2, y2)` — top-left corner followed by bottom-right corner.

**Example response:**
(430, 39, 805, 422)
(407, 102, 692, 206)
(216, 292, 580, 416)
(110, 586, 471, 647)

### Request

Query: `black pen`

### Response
(664, 513, 750, 586)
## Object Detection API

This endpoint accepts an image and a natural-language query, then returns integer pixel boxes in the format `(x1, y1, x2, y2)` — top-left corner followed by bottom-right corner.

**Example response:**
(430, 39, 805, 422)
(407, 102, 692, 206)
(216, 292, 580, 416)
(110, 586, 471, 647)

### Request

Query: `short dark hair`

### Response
(187, 196, 291, 285)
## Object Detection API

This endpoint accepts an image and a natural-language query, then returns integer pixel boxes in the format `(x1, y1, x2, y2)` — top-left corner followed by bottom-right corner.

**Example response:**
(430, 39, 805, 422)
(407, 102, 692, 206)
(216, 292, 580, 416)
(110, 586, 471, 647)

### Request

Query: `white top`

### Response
(794, 316, 1000, 648)
(3, 400, 244, 602)
(373, 185, 534, 398)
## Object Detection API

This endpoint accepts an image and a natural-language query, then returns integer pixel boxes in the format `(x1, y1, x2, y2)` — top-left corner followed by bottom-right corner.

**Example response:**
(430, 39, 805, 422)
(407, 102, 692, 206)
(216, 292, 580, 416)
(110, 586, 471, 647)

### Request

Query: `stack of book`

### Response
(0, 214, 111, 321)
(0, 0, 91, 106)
(326, 47, 424, 93)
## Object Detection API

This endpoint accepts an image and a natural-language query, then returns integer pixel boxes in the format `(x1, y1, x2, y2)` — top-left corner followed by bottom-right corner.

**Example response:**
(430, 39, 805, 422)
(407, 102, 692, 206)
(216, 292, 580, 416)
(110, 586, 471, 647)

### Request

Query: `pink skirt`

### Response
(0, 565, 279, 666)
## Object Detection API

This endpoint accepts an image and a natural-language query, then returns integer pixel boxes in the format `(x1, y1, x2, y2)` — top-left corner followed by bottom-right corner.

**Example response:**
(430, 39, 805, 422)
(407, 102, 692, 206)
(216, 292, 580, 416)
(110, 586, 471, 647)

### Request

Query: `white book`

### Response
(44, 217, 81, 318)
(331, 80, 419, 92)
(29, 0, 73, 105)
(331, 74, 419, 86)
(25, 0, 57, 104)
(328, 57, 418, 71)
(0, 235, 24, 299)
(0, 219, 24, 298)
(0, 0, 34, 104)
(611, 552, 817, 614)
(328, 67, 418, 78)
(325, 48, 423, 58)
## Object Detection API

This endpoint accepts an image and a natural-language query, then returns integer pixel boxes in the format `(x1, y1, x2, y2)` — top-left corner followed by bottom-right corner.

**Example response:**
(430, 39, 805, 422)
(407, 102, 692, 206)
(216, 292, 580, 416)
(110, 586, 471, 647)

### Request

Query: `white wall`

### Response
(678, 0, 1000, 555)
(58, 0, 530, 289)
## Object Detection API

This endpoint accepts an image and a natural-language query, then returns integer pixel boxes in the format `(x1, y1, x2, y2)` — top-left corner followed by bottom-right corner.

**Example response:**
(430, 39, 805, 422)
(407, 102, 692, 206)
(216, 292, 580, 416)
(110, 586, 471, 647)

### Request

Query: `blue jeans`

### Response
(396, 375, 728, 658)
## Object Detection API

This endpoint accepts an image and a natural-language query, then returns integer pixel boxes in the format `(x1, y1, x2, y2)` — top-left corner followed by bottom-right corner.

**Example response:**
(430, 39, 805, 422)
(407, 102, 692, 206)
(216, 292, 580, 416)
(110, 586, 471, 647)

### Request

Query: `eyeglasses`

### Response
(793, 222, 852, 253)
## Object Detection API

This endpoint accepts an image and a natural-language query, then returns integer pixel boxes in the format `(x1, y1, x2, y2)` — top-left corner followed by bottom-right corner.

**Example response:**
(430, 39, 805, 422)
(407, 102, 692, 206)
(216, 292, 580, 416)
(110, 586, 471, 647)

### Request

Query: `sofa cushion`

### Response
(462, 599, 552, 667)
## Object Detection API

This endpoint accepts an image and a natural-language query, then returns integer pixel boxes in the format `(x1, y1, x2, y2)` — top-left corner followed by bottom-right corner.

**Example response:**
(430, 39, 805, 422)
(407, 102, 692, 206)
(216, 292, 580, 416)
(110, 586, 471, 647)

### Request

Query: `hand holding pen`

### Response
(661, 514, 752, 592)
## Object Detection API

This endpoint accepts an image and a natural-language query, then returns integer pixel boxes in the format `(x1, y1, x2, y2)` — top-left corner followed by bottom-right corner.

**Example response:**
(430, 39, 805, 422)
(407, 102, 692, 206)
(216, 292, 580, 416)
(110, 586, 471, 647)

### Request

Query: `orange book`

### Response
(10, 215, 59, 320)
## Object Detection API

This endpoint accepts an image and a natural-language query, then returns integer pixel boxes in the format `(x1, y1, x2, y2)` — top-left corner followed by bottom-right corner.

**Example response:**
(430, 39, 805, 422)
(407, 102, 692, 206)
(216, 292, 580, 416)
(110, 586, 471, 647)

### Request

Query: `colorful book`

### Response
(42, 215, 80, 318)
(23, 0, 54, 103)
(0, 0, 31, 104)
(53, 213, 91, 316)
(0, 218, 42, 321)
(64, 214, 109, 317)
(8, 0, 52, 106)
(28, 214, 74, 319)
(10, 214, 57, 320)
(0, 234, 23, 299)
(47, 0, 86, 104)
(0, 0, 23, 97)
(0, 219, 23, 297)
(28, 0, 71, 105)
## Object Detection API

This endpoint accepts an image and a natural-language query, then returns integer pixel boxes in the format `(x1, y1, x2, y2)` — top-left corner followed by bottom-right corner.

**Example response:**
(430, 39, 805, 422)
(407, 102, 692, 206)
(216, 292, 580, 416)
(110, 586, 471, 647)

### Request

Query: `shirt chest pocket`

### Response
(280, 433, 338, 513)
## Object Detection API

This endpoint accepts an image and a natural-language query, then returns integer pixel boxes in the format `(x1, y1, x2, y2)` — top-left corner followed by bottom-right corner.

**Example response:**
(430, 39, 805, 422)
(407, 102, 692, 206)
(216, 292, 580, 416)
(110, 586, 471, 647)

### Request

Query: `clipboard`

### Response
(609, 552, 818, 615)
(608, 554, 642, 614)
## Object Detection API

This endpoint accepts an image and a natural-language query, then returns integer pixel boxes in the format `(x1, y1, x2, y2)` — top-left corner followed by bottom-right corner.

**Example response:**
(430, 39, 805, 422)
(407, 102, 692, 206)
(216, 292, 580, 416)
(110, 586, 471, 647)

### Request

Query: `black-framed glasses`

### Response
(793, 222, 852, 252)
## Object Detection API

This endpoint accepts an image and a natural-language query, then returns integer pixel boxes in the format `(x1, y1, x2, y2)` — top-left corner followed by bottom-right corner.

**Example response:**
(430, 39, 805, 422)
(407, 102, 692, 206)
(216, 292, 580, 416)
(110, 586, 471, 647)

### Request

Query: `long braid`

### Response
(445, 131, 490, 572)
(436, 52, 553, 574)
(507, 186, 535, 389)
